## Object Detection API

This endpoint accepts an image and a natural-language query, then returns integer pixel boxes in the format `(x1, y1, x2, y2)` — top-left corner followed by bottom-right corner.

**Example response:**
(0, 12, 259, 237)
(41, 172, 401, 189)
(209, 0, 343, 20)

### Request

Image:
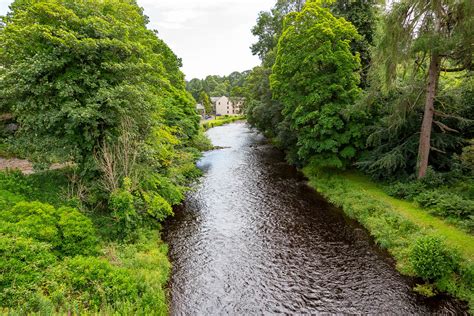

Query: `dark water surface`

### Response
(164, 122, 465, 315)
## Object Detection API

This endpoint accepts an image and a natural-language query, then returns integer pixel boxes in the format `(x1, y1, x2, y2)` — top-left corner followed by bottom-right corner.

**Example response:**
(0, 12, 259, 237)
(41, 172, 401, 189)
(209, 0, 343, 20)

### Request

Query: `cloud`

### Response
(141, 0, 275, 79)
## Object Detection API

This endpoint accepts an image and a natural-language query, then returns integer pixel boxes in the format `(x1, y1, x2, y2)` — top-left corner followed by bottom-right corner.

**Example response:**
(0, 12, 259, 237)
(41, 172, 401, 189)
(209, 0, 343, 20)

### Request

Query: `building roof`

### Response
(196, 103, 205, 110)
(210, 97, 221, 103)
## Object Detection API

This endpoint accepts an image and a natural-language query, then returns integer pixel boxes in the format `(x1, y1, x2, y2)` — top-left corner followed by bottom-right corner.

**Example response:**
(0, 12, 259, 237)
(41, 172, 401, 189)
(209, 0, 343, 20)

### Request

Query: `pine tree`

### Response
(377, 0, 473, 178)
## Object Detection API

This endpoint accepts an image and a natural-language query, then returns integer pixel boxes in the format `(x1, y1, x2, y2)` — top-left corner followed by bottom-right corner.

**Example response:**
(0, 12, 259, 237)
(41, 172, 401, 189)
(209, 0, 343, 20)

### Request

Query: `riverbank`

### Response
(0, 169, 172, 314)
(303, 163, 474, 311)
(201, 115, 245, 130)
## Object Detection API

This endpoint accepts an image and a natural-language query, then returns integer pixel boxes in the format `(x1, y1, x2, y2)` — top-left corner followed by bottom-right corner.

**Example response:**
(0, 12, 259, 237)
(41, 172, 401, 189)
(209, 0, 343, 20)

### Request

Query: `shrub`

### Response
(419, 167, 448, 188)
(142, 174, 184, 206)
(0, 201, 99, 257)
(57, 207, 99, 256)
(0, 170, 33, 196)
(413, 283, 437, 297)
(109, 189, 139, 238)
(409, 235, 459, 281)
(0, 235, 56, 307)
(460, 142, 474, 175)
(142, 192, 173, 221)
(0, 189, 24, 210)
(45, 256, 140, 309)
(0, 201, 62, 248)
(386, 181, 427, 200)
(415, 190, 474, 220)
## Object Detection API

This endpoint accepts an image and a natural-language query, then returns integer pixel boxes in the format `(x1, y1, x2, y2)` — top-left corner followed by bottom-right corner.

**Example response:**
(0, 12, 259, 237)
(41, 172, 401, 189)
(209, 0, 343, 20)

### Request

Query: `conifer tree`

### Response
(377, 0, 473, 178)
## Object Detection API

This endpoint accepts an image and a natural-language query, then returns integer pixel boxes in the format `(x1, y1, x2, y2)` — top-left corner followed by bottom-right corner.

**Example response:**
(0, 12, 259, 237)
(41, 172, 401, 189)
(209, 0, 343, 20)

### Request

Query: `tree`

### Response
(251, 0, 306, 61)
(186, 78, 204, 101)
(0, 0, 198, 172)
(270, 1, 364, 167)
(377, 0, 473, 178)
(245, 0, 306, 147)
(199, 91, 212, 115)
(330, 0, 378, 87)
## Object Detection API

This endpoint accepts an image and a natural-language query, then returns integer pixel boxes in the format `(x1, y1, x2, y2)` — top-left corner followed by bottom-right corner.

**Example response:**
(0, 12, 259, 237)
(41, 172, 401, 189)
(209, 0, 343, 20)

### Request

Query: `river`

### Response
(163, 122, 465, 314)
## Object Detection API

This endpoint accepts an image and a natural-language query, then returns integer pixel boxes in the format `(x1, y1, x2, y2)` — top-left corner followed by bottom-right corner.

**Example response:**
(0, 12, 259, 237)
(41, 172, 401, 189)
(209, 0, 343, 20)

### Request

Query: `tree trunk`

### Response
(417, 52, 440, 179)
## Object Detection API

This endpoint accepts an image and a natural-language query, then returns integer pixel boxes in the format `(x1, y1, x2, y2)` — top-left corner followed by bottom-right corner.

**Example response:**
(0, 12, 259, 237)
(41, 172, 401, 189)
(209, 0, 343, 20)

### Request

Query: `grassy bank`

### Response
(201, 115, 245, 130)
(303, 163, 474, 311)
(0, 170, 171, 315)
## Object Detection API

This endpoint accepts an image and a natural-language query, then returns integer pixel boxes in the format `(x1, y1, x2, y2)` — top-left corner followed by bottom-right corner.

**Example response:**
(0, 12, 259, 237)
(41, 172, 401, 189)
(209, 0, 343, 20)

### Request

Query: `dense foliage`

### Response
(270, 2, 364, 167)
(0, 170, 173, 314)
(1, 0, 199, 172)
(245, 0, 473, 225)
(186, 71, 250, 101)
(0, 0, 207, 313)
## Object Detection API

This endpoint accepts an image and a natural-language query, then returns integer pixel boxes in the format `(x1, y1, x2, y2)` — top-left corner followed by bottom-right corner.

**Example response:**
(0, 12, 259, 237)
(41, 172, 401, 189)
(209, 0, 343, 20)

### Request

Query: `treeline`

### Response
(186, 71, 249, 113)
(244, 0, 473, 224)
(243, 0, 473, 308)
(0, 0, 209, 313)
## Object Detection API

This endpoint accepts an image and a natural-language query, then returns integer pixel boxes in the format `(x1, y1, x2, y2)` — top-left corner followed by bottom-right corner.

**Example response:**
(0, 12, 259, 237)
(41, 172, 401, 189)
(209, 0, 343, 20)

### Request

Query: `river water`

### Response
(163, 122, 465, 315)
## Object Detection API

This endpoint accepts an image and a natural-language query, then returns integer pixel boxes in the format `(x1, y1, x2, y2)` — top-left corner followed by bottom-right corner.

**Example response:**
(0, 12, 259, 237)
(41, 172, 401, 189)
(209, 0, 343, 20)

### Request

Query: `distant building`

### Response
(211, 96, 244, 116)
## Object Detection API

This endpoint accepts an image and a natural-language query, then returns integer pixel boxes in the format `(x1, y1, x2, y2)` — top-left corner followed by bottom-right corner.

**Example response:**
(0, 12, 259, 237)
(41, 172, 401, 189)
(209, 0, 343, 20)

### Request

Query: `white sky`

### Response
(0, 0, 274, 79)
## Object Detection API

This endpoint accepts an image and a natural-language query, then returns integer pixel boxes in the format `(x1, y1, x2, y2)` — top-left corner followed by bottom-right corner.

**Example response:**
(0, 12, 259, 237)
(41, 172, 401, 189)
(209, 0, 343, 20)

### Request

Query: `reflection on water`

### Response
(163, 122, 465, 315)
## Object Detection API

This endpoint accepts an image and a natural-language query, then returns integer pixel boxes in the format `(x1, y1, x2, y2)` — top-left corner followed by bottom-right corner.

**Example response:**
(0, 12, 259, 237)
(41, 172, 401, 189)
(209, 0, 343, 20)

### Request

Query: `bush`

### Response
(45, 256, 140, 310)
(142, 192, 173, 221)
(0, 201, 62, 248)
(0, 201, 99, 257)
(387, 181, 427, 200)
(0, 235, 56, 307)
(415, 190, 474, 220)
(0, 170, 33, 196)
(0, 189, 24, 210)
(142, 174, 184, 206)
(419, 167, 449, 188)
(57, 207, 99, 256)
(409, 235, 458, 281)
(109, 188, 139, 238)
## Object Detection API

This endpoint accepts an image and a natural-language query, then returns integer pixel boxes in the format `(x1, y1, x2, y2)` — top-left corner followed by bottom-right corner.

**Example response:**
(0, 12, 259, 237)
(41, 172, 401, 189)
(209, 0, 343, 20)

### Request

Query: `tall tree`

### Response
(199, 91, 212, 115)
(377, 0, 473, 178)
(246, 0, 306, 143)
(0, 0, 198, 171)
(251, 0, 306, 61)
(330, 0, 378, 87)
(271, 1, 363, 167)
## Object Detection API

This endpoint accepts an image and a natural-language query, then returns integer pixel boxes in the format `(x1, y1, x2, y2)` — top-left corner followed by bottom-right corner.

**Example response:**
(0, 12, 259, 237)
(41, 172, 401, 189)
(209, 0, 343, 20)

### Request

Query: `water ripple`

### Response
(164, 122, 466, 315)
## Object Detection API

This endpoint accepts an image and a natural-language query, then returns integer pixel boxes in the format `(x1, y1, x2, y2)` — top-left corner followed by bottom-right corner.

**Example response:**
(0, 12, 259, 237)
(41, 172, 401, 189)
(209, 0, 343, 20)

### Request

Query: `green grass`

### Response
(344, 172, 474, 261)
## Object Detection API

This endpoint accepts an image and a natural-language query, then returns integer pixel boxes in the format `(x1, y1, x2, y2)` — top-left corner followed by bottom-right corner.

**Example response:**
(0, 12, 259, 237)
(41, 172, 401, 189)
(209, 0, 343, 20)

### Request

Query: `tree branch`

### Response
(433, 120, 459, 133)
(440, 67, 465, 72)
(434, 111, 473, 123)
(431, 146, 447, 154)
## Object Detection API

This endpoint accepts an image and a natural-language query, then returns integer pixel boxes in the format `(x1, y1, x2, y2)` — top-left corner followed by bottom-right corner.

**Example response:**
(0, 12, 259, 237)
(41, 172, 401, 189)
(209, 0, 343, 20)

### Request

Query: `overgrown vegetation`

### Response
(244, 0, 473, 308)
(0, 0, 209, 313)
(0, 169, 184, 314)
(186, 71, 250, 102)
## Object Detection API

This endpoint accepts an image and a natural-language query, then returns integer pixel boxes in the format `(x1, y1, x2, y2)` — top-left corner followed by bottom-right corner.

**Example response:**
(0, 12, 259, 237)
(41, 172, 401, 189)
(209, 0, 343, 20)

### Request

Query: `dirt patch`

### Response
(0, 157, 68, 174)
